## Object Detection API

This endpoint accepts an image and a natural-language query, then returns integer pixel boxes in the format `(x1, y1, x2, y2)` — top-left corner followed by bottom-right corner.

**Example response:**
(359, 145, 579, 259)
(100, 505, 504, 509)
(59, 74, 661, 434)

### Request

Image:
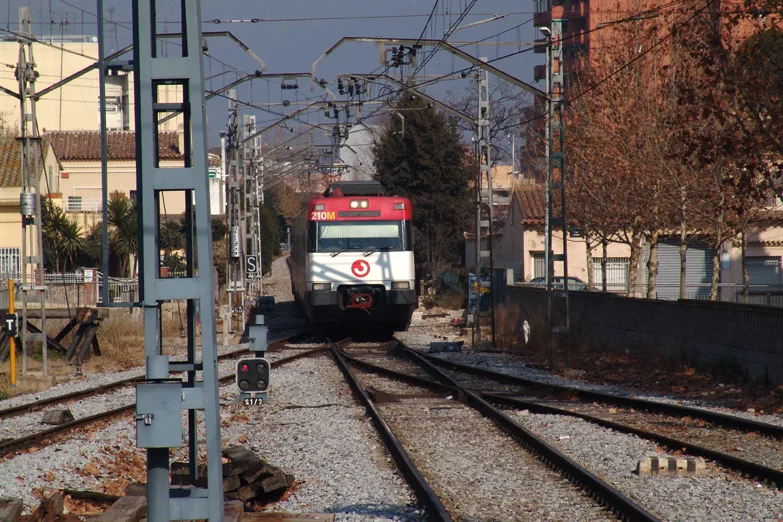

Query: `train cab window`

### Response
(314, 220, 409, 253)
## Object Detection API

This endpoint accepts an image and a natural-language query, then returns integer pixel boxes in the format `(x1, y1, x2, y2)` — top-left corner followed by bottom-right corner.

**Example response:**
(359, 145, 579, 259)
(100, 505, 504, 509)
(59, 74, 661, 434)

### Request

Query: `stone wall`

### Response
(507, 285, 783, 385)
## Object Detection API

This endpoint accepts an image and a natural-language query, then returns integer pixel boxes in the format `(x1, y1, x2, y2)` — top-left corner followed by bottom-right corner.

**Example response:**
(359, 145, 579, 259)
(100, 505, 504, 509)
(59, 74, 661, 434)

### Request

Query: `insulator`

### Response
(337, 78, 344, 95)
(229, 226, 241, 259)
(20, 192, 35, 217)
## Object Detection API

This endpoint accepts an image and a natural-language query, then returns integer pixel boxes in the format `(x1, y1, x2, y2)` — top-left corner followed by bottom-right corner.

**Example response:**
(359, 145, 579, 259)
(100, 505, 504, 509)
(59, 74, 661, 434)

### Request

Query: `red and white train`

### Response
(289, 181, 417, 332)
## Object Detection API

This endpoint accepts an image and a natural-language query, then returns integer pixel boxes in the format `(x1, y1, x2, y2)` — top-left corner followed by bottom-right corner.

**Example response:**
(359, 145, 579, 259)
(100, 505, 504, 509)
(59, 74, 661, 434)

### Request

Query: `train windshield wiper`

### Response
(363, 246, 392, 257)
(329, 250, 344, 257)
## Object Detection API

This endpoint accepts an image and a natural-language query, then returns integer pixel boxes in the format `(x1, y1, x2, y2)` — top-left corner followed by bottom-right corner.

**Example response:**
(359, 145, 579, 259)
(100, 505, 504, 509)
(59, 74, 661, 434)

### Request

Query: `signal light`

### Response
(394, 203, 406, 210)
(236, 358, 270, 393)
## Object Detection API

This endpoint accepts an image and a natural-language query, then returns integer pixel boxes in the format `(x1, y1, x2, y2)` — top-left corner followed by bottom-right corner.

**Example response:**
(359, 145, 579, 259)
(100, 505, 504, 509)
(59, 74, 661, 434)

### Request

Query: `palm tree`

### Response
(107, 191, 138, 278)
(60, 220, 84, 270)
(42, 198, 83, 273)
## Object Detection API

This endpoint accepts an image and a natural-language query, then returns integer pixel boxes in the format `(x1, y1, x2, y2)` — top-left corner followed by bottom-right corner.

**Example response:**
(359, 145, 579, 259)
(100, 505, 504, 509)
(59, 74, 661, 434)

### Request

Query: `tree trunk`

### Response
(710, 249, 720, 301)
(741, 229, 749, 304)
(627, 228, 642, 297)
(601, 237, 608, 292)
(585, 237, 594, 291)
(647, 232, 659, 299)
(679, 185, 687, 300)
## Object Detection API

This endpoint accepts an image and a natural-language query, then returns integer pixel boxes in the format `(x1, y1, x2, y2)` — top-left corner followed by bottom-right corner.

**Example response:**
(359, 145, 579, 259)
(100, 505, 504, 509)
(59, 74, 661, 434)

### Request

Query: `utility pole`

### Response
(473, 58, 494, 347)
(16, 7, 48, 375)
(130, 0, 224, 519)
(226, 90, 246, 334)
(543, 23, 570, 367)
(243, 114, 262, 297)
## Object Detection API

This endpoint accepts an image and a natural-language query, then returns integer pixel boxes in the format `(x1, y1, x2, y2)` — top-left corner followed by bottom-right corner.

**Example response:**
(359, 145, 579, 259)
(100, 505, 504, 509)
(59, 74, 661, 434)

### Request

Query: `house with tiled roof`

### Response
(45, 130, 189, 229)
(472, 182, 783, 301)
(0, 137, 61, 276)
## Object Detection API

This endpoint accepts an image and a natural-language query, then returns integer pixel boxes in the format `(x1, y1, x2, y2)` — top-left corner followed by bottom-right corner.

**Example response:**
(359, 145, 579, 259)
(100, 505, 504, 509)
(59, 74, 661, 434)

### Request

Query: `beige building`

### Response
(0, 136, 60, 276)
(0, 38, 181, 134)
(480, 184, 783, 302)
(47, 130, 187, 229)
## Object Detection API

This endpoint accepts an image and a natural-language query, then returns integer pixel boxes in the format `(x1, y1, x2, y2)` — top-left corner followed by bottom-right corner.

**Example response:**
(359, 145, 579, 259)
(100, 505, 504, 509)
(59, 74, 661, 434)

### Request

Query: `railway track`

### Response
(413, 349, 783, 486)
(340, 343, 783, 490)
(334, 340, 657, 522)
(0, 331, 316, 422)
(0, 343, 327, 458)
(418, 352, 783, 439)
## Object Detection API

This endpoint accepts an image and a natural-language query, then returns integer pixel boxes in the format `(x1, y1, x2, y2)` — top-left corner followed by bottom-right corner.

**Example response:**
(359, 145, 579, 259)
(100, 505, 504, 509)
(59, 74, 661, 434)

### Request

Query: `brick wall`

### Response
(507, 285, 783, 385)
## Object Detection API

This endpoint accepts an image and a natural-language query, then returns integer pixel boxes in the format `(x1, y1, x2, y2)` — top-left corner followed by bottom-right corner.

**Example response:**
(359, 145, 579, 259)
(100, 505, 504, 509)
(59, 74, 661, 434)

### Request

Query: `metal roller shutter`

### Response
(644, 240, 715, 299)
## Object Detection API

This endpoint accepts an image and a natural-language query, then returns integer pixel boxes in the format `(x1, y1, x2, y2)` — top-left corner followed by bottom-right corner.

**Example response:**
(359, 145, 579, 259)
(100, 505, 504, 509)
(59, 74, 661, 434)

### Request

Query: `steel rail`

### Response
(0, 347, 329, 458)
(341, 350, 783, 491)
(0, 330, 321, 420)
(483, 393, 783, 488)
(329, 343, 453, 522)
(0, 347, 257, 420)
(418, 352, 783, 439)
(394, 346, 660, 522)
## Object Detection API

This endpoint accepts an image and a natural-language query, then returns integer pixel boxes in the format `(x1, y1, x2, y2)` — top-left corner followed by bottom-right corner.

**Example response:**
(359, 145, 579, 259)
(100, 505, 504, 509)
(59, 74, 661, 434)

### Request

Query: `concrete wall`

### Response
(507, 285, 783, 385)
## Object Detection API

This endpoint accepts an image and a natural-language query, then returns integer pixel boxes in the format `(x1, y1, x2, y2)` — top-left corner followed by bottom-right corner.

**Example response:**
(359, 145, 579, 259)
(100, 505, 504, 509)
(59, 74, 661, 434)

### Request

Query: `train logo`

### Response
(351, 259, 371, 278)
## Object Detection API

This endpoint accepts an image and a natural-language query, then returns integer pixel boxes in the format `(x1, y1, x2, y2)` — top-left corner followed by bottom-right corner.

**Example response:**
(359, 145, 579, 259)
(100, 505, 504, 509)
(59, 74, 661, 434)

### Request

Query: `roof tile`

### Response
(46, 130, 182, 161)
(0, 137, 52, 188)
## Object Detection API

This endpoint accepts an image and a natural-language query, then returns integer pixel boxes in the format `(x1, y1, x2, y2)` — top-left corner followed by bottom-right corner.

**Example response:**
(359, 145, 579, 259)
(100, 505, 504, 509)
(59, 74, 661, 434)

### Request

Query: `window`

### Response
(592, 257, 630, 292)
(67, 196, 82, 212)
(0, 248, 20, 278)
(129, 190, 137, 202)
(531, 252, 545, 279)
(314, 220, 409, 253)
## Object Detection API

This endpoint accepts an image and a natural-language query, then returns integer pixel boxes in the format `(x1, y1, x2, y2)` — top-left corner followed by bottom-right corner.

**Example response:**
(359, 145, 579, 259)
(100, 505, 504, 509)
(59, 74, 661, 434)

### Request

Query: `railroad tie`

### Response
(637, 456, 706, 476)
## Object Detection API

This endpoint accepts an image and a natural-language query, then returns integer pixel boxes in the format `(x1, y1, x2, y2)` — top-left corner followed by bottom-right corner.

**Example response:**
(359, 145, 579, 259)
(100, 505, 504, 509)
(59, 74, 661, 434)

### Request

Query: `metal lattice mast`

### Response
(544, 21, 570, 367)
(474, 59, 493, 346)
(16, 7, 48, 375)
(131, 1, 224, 520)
(226, 91, 245, 333)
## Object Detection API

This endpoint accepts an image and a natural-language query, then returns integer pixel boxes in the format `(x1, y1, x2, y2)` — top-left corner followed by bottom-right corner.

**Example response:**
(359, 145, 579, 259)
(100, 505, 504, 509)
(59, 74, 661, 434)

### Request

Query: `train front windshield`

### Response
(313, 220, 412, 252)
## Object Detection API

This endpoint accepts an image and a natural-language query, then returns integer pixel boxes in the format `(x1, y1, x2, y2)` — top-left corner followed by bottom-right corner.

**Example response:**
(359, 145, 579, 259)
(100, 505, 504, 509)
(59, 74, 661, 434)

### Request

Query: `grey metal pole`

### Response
(544, 31, 553, 368)
(220, 131, 226, 215)
(98, 0, 110, 308)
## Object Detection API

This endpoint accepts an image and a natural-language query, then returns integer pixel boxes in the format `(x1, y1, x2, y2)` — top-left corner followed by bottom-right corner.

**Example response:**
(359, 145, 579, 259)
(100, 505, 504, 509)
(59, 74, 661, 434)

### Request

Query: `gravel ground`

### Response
(423, 350, 783, 428)
(379, 398, 616, 522)
(220, 356, 422, 521)
(552, 402, 783, 471)
(511, 411, 783, 522)
(1, 355, 423, 521)
(346, 361, 615, 521)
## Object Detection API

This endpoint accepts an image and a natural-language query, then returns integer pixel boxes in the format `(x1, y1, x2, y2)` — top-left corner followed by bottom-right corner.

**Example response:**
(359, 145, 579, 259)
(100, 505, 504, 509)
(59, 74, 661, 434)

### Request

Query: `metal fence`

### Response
(596, 283, 783, 308)
(0, 271, 141, 308)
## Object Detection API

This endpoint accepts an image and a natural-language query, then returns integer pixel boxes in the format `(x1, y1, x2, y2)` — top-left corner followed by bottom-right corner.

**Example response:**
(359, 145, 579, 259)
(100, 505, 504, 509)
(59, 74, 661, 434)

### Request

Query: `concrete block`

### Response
(41, 410, 75, 425)
(637, 456, 706, 476)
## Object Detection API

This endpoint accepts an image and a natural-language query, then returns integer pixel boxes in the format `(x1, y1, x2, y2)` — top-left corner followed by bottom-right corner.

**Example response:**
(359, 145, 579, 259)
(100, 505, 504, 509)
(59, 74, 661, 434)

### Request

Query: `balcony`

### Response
(65, 198, 102, 213)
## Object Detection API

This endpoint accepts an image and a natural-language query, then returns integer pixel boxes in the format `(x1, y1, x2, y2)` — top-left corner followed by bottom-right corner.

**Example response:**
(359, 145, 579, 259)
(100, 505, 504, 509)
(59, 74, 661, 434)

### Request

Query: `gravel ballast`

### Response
(347, 360, 617, 521)
(511, 411, 783, 522)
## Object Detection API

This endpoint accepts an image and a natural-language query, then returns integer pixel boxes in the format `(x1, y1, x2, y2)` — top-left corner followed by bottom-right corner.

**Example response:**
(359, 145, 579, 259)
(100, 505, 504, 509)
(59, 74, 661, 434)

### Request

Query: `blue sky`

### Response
(4, 1, 544, 147)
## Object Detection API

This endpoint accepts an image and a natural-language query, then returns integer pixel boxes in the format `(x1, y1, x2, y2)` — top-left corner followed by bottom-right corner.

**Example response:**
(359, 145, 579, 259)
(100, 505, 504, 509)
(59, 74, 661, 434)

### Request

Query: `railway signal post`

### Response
(130, 0, 224, 519)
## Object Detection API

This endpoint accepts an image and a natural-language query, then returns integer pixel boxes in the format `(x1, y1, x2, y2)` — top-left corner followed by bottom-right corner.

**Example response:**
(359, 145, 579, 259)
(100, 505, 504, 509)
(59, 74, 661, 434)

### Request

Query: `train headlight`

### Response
(350, 201, 359, 208)
(392, 281, 410, 290)
(394, 203, 406, 210)
(312, 282, 331, 291)
(360, 200, 369, 208)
